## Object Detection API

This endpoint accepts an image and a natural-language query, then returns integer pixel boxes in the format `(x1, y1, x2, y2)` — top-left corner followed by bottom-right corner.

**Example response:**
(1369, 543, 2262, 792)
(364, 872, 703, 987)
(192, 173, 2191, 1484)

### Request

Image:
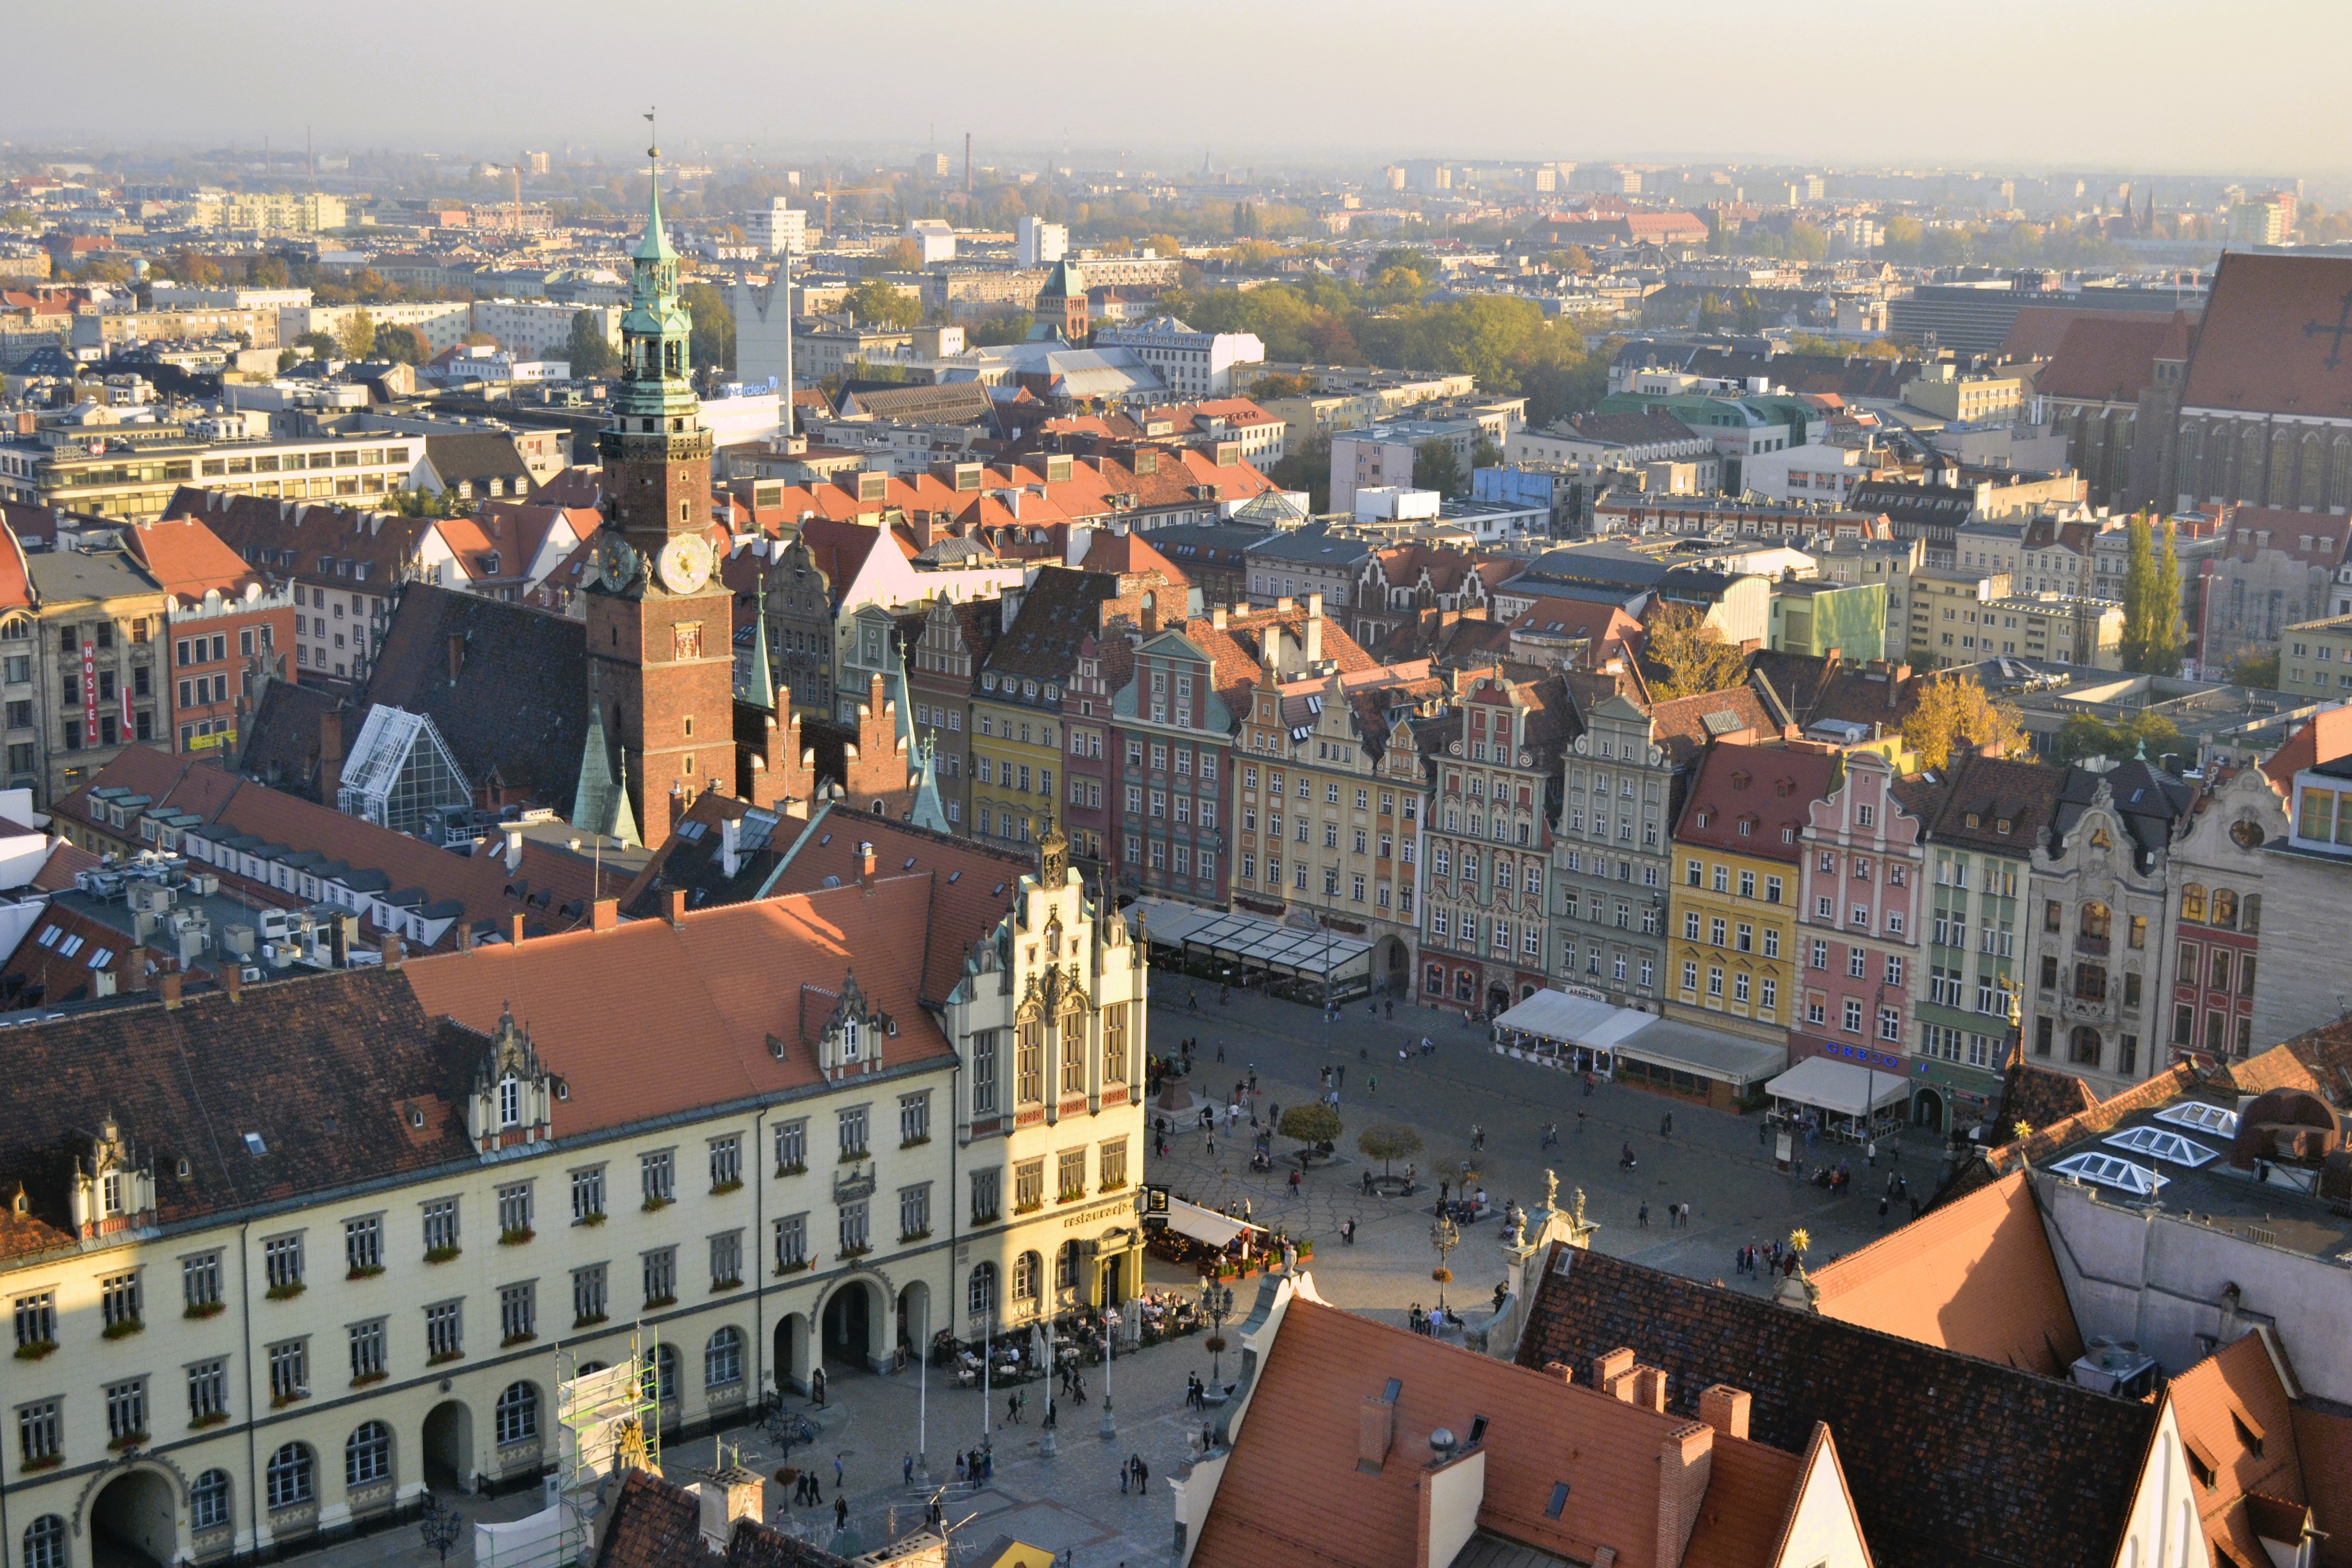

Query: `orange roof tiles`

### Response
(401, 877, 954, 1140)
(1808, 1170, 2082, 1375)
(2170, 1331, 2308, 1568)
(1191, 1294, 1817, 1568)
(121, 514, 260, 604)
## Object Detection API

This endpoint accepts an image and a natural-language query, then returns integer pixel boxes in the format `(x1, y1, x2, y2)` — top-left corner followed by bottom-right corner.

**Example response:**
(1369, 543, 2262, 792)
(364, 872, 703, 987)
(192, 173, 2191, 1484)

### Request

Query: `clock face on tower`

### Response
(595, 532, 641, 591)
(656, 533, 714, 596)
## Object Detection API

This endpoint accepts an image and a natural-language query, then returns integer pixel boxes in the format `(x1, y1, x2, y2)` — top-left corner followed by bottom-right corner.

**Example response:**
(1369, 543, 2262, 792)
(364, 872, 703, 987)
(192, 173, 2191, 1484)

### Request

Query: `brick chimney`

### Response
(377, 933, 403, 970)
(125, 946, 151, 991)
(1698, 1385, 1751, 1441)
(1634, 1365, 1669, 1413)
(159, 970, 184, 1010)
(1211, 604, 1228, 630)
(219, 963, 242, 1002)
(857, 841, 877, 890)
(1655, 1422, 1714, 1568)
(507, 913, 526, 944)
(1356, 1393, 1396, 1475)
(1595, 1347, 1637, 1394)
(666, 888, 688, 928)
(1304, 593, 1324, 666)
(455, 924, 475, 953)
(589, 897, 619, 932)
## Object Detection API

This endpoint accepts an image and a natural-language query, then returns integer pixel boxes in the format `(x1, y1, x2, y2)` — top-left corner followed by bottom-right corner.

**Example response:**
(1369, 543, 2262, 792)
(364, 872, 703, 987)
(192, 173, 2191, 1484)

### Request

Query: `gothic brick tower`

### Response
(582, 126, 733, 850)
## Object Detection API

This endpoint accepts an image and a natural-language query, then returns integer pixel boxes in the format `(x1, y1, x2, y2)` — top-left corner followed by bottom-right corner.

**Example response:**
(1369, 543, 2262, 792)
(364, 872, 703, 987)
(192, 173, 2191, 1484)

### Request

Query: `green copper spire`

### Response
(616, 110, 698, 424)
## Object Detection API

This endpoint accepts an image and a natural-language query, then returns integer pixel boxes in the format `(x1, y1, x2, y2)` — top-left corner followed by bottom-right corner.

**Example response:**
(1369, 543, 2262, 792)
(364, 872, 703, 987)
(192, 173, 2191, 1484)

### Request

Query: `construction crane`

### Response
(820, 182, 890, 236)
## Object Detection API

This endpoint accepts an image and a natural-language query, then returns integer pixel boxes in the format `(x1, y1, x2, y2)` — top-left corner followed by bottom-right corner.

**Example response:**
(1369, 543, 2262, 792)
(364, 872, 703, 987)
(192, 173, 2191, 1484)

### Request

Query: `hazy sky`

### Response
(9, 0, 2346, 176)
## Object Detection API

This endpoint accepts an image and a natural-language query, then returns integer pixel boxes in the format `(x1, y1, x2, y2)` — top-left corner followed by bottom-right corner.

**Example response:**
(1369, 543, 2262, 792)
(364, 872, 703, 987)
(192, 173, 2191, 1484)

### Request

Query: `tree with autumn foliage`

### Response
(1901, 674, 2029, 770)
(1641, 602, 1749, 699)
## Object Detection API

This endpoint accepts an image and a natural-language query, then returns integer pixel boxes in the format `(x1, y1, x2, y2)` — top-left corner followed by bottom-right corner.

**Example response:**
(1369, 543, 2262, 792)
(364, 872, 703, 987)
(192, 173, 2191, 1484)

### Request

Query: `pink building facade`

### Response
(1790, 750, 1926, 1105)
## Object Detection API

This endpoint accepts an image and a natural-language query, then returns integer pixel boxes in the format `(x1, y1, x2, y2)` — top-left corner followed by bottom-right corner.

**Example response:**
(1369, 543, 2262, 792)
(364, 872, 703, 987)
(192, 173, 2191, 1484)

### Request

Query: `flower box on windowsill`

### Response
(838, 1244, 872, 1261)
(347, 1263, 385, 1280)
(270, 1391, 309, 1409)
(184, 1301, 225, 1320)
(643, 1293, 677, 1309)
(775, 1162, 808, 1179)
(899, 1135, 932, 1149)
(574, 1313, 608, 1329)
(837, 1150, 868, 1166)
(107, 1432, 149, 1453)
(190, 1410, 230, 1429)
(1098, 1179, 1129, 1194)
(1057, 1191, 1087, 1205)
(712, 1277, 744, 1292)
(578, 1212, 607, 1227)
(1013, 1201, 1043, 1216)
(20, 1454, 60, 1473)
(427, 1351, 463, 1367)
(501, 1332, 538, 1348)
(266, 1280, 307, 1300)
(14, 1339, 56, 1361)
(970, 1210, 1001, 1227)
(350, 1370, 387, 1389)
(773, 1259, 812, 1277)
(499, 1227, 534, 1247)
(103, 1316, 146, 1338)
(710, 1179, 744, 1196)
(641, 1196, 673, 1214)
(424, 1245, 461, 1265)
(898, 1229, 931, 1244)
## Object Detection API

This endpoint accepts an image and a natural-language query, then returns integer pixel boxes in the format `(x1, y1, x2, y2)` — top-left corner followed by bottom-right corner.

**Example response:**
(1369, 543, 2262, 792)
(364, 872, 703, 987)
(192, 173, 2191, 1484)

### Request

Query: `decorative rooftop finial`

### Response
(1038, 810, 1069, 885)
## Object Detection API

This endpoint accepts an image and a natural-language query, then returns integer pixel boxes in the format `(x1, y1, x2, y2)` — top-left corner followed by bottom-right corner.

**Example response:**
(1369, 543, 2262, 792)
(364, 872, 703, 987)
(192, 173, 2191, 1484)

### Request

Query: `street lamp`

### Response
(1429, 1213, 1459, 1316)
(1199, 1280, 1235, 1387)
(419, 1496, 465, 1567)
(1099, 1302, 1119, 1441)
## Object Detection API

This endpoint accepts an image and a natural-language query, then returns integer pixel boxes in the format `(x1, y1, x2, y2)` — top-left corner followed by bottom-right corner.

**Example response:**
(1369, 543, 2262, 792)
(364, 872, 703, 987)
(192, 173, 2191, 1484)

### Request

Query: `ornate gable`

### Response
(68, 1114, 156, 1238)
(464, 1003, 556, 1150)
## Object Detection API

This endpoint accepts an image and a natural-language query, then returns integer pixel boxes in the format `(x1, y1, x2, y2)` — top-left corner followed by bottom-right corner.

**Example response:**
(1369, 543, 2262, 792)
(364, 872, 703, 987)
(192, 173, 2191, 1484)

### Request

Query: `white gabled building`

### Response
(1092, 316, 1265, 400)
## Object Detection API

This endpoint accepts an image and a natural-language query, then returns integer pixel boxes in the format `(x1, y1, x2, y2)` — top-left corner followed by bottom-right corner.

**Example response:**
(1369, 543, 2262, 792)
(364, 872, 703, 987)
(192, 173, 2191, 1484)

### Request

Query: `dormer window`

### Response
(842, 1016, 862, 1061)
(498, 1075, 521, 1129)
(102, 1171, 124, 1216)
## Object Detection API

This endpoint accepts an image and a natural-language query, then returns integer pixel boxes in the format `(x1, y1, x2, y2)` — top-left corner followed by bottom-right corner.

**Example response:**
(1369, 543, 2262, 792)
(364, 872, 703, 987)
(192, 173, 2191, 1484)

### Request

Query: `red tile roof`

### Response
(2038, 311, 2195, 404)
(2183, 253, 2352, 420)
(1672, 740, 1837, 864)
(401, 876, 954, 1140)
(1807, 1170, 2082, 1375)
(121, 514, 262, 604)
(1192, 1293, 1819, 1568)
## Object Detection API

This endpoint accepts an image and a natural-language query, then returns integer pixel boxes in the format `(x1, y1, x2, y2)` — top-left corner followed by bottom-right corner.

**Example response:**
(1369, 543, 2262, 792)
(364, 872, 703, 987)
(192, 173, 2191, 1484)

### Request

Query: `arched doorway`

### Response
(896, 1282, 930, 1367)
(1913, 1090, 1944, 1131)
(90, 1470, 176, 1568)
(821, 1282, 872, 1369)
(773, 1312, 811, 1396)
(421, 1401, 472, 1493)
(1485, 982, 1509, 1016)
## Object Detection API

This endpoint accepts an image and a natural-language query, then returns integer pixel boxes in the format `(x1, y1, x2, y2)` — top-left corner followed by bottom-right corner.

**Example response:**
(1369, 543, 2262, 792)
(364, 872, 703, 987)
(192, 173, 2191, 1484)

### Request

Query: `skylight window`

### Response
(35, 924, 59, 948)
(2049, 1152, 2166, 1196)
(2102, 1127, 2218, 1167)
(242, 1133, 267, 1156)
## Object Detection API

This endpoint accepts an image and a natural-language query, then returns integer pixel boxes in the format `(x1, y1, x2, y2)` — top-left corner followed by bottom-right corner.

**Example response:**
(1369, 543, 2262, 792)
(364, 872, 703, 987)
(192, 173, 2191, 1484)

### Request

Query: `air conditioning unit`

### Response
(240, 966, 263, 983)
(187, 873, 220, 896)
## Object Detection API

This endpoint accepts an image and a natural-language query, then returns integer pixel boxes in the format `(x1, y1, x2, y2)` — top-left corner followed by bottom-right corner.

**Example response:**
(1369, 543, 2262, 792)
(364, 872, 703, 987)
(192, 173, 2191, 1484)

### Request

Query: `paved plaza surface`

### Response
(308, 986, 1944, 1568)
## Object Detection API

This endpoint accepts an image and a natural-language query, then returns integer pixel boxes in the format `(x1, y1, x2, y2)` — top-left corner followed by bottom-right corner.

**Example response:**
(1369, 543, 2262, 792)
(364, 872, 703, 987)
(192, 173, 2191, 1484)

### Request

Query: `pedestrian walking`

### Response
(834, 1454, 846, 1493)
(903, 1453, 914, 1485)
(811, 1366, 827, 1408)
(1576, 1110, 1587, 1134)
(1368, 1074, 1378, 1095)
(1638, 1202, 1650, 1228)
(1878, 1194, 1891, 1221)
(1659, 1112, 1673, 1138)
(955, 1453, 968, 1485)
(1342, 1217, 1357, 1244)
(1290, 1168, 1303, 1194)
(835, 1496, 848, 1531)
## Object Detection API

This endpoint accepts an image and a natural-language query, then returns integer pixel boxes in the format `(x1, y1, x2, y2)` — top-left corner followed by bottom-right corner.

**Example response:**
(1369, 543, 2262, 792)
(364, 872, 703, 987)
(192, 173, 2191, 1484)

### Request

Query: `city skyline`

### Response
(9, 0, 2349, 175)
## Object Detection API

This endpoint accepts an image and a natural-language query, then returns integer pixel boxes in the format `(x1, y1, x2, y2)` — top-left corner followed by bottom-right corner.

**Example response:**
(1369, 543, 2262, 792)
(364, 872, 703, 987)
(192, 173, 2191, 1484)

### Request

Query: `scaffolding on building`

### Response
(475, 1331, 662, 1568)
